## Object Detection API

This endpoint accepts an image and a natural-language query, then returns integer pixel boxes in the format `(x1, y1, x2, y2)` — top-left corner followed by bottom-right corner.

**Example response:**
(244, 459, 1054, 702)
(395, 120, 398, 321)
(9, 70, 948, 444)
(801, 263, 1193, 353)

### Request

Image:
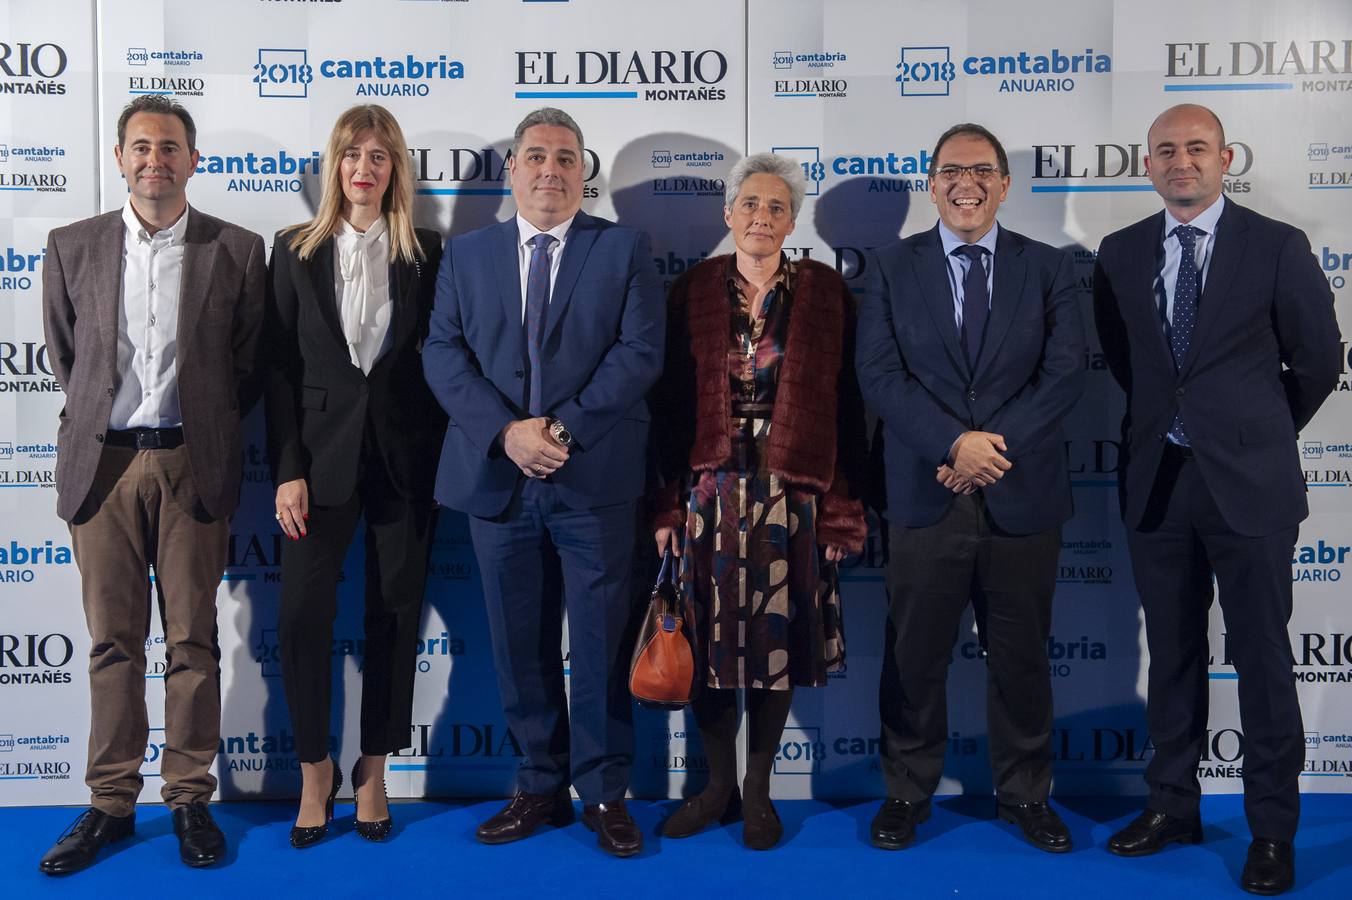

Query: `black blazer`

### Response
(857, 224, 1085, 535)
(1093, 199, 1342, 537)
(265, 226, 447, 506)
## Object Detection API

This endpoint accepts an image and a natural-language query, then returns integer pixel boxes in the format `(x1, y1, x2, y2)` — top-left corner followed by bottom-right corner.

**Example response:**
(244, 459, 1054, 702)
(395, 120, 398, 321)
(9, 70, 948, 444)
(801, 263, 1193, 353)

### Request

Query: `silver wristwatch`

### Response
(549, 418, 574, 449)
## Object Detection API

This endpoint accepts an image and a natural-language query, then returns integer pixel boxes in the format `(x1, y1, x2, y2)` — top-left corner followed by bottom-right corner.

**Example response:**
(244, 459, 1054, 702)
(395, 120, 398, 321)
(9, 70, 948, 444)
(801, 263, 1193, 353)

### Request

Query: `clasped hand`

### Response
(502, 417, 569, 479)
(937, 431, 1012, 494)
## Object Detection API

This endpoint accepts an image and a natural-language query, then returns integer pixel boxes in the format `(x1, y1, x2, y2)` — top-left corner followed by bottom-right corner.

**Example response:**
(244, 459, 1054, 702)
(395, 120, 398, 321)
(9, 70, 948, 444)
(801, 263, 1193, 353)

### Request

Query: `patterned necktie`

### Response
(524, 233, 556, 416)
(955, 244, 989, 368)
(1168, 224, 1200, 445)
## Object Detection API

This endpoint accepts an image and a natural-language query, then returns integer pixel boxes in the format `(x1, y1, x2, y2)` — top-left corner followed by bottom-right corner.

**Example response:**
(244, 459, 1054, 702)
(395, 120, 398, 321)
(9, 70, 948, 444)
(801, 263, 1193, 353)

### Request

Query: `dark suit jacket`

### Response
(42, 207, 266, 522)
(857, 224, 1085, 534)
(422, 210, 664, 517)
(1092, 199, 1341, 537)
(264, 227, 447, 506)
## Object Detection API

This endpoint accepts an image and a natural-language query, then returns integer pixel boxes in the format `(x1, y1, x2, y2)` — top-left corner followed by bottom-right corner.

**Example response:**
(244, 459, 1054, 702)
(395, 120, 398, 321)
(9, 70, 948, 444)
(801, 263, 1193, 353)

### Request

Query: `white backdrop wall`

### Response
(0, 0, 1348, 806)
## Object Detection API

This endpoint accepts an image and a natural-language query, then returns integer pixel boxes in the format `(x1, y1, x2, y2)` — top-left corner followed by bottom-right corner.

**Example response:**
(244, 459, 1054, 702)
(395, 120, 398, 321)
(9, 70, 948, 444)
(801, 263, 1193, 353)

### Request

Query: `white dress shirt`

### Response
(333, 217, 393, 374)
(514, 213, 575, 322)
(110, 201, 188, 430)
(1156, 194, 1225, 329)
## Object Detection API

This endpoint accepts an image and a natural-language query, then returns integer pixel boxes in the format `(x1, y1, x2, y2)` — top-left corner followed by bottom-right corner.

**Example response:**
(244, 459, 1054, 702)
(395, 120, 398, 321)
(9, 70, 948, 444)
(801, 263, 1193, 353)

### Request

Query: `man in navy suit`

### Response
(1094, 104, 1340, 896)
(857, 123, 1085, 854)
(422, 108, 663, 857)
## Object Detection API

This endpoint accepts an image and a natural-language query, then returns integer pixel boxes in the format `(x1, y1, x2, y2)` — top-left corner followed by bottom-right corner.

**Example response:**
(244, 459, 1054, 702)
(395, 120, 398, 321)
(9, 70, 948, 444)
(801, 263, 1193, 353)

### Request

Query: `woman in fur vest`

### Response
(648, 153, 868, 849)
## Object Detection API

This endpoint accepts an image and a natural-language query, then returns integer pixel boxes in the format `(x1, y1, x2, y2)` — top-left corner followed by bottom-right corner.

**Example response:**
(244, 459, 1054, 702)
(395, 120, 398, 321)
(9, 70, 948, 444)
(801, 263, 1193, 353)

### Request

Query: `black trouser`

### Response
(879, 492, 1060, 804)
(1127, 446, 1302, 841)
(278, 455, 436, 764)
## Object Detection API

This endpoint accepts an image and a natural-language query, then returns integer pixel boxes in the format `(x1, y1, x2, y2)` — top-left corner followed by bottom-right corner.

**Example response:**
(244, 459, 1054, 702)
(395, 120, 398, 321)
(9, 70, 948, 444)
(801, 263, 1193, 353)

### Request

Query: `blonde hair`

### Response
(286, 104, 422, 263)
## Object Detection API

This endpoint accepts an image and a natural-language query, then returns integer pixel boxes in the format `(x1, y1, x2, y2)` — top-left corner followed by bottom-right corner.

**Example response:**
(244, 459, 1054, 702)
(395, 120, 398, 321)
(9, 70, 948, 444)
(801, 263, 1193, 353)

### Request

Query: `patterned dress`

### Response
(679, 257, 846, 690)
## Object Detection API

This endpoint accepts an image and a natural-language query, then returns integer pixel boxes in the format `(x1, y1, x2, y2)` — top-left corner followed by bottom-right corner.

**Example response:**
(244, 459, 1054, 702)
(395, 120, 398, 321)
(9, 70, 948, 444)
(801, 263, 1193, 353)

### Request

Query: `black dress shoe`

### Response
(172, 802, 226, 867)
(476, 788, 574, 844)
(741, 792, 783, 851)
(996, 800, 1072, 853)
(290, 757, 342, 849)
(1240, 839, 1295, 896)
(582, 800, 643, 858)
(870, 798, 931, 850)
(352, 758, 393, 842)
(661, 786, 741, 838)
(38, 808, 135, 875)
(1106, 808, 1203, 857)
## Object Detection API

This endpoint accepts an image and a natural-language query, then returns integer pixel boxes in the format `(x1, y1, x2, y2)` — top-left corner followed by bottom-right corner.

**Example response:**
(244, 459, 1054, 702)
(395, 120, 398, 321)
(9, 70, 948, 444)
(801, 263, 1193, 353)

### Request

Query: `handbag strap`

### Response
(655, 549, 674, 588)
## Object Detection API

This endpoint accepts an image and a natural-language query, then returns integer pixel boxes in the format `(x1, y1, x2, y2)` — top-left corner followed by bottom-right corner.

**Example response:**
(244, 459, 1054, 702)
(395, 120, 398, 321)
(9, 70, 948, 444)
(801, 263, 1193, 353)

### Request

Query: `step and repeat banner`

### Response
(1, 0, 1348, 805)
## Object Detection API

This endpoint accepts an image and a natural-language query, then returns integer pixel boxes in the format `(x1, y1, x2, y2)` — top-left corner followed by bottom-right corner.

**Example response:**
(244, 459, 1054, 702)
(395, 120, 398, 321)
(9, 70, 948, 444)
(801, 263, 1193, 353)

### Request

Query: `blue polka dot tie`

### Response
(524, 233, 556, 416)
(1168, 224, 1200, 445)
(955, 244, 989, 368)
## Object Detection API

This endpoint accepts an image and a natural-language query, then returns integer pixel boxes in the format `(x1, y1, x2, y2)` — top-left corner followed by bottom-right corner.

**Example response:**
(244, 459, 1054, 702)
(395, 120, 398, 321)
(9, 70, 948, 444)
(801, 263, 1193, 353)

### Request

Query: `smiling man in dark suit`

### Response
(422, 108, 663, 857)
(1093, 103, 1341, 896)
(39, 95, 265, 874)
(857, 122, 1085, 854)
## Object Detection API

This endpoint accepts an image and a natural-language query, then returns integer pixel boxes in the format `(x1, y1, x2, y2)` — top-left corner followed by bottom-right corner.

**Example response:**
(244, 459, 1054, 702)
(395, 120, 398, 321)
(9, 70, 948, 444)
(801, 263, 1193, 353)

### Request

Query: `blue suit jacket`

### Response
(857, 224, 1085, 534)
(1093, 200, 1341, 537)
(422, 211, 664, 517)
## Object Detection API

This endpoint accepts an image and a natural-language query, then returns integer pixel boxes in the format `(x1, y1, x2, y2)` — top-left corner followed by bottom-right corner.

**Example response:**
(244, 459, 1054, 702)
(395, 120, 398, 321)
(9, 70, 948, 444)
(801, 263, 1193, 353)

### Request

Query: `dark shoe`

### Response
(172, 802, 225, 867)
(1106, 808, 1203, 857)
(997, 800, 1072, 854)
(1240, 839, 1295, 895)
(741, 792, 783, 851)
(290, 757, 342, 849)
(870, 798, 931, 850)
(38, 808, 135, 875)
(582, 800, 643, 858)
(351, 758, 393, 842)
(476, 788, 574, 844)
(661, 786, 741, 838)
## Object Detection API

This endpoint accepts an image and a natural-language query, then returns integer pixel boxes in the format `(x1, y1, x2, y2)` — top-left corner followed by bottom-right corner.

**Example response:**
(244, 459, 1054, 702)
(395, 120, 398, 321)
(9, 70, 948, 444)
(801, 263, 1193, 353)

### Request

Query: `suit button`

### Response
(106, 387, 114, 396)
(95, 433, 104, 444)
(967, 390, 977, 401)
(514, 369, 525, 379)
(1156, 433, 1164, 441)
(1175, 387, 1185, 396)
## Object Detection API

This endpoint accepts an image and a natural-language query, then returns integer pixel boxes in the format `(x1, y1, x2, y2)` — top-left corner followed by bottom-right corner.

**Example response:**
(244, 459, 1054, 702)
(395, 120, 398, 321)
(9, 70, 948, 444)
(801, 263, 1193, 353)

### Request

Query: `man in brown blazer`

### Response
(38, 95, 265, 874)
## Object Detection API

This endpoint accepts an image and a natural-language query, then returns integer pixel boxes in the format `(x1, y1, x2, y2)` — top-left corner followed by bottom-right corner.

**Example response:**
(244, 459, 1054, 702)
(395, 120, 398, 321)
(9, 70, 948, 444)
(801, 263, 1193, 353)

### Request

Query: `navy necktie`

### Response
(524, 233, 556, 416)
(955, 244, 989, 367)
(1168, 224, 1200, 445)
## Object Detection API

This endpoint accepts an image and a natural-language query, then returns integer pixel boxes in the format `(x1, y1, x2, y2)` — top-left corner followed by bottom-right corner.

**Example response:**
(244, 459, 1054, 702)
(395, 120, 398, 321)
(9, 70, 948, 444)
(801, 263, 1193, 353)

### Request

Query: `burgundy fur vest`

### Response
(649, 255, 868, 552)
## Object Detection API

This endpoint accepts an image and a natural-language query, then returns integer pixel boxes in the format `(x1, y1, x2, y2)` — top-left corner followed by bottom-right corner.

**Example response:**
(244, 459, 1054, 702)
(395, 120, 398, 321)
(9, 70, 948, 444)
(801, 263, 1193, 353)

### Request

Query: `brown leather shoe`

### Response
(582, 800, 643, 858)
(476, 788, 574, 844)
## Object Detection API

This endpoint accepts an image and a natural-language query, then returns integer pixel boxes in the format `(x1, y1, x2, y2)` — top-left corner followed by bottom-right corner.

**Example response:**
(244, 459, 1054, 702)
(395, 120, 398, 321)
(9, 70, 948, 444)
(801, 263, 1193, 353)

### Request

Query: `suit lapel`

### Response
(94, 213, 124, 358)
(302, 239, 348, 348)
(492, 219, 524, 343)
(911, 226, 966, 374)
(179, 208, 219, 352)
(972, 227, 1029, 383)
(1180, 200, 1246, 377)
(544, 211, 597, 342)
(1123, 212, 1176, 372)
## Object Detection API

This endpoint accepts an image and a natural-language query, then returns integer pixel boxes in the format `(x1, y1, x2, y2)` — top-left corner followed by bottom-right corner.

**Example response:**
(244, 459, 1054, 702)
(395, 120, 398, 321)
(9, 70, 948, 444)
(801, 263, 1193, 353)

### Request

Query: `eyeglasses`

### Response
(934, 164, 1003, 183)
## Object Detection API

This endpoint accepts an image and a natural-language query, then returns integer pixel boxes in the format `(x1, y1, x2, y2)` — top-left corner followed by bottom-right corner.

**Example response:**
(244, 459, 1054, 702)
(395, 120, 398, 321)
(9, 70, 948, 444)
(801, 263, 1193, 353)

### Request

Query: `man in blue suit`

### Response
(422, 108, 663, 857)
(857, 123, 1085, 854)
(1094, 104, 1340, 896)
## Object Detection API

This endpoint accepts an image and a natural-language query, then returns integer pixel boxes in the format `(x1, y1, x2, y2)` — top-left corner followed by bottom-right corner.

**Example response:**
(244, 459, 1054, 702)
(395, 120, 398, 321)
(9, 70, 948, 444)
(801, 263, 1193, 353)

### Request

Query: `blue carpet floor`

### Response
(3, 795, 1348, 898)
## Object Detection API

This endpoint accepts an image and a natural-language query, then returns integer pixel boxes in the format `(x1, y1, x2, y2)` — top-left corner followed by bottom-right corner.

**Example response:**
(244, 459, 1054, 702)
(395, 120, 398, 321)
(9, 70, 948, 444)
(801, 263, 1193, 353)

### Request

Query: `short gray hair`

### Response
(724, 153, 807, 220)
(512, 107, 585, 156)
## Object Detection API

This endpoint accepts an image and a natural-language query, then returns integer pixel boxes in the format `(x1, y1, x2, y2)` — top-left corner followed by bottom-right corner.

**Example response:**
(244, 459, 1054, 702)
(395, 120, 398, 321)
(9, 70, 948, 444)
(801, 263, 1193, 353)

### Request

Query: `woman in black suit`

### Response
(265, 104, 445, 847)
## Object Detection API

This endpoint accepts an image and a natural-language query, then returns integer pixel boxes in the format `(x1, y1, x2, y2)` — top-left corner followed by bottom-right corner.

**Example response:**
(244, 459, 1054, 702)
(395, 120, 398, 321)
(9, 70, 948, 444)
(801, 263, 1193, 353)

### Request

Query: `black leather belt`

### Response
(105, 427, 185, 450)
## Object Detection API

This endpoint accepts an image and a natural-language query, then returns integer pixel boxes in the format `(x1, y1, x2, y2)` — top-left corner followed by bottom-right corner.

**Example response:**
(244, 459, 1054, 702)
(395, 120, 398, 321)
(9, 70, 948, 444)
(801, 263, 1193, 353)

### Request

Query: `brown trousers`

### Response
(69, 444, 228, 816)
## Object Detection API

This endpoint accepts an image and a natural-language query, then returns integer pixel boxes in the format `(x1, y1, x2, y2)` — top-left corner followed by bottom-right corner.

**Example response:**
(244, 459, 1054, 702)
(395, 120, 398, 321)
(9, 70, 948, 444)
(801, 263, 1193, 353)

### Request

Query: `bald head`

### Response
(1144, 103, 1233, 221)
(1148, 104, 1226, 151)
